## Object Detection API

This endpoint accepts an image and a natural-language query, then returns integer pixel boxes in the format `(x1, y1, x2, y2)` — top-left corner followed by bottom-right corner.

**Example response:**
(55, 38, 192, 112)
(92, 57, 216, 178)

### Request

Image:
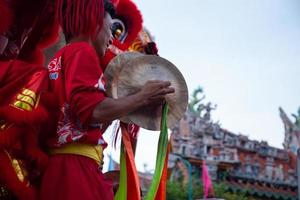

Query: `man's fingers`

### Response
(156, 81, 171, 88)
(149, 88, 174, 101)
(164, 87, 175, 94)
(161, 81, 171, 88)
(154, 87, 175, 96)
(146, 80, 171, 88)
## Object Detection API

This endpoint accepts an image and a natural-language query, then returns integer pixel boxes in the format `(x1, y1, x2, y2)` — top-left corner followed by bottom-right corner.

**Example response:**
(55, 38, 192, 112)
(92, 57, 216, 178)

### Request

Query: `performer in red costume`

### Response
(40, 0, 174, 200)
(0, 0, 59, 200)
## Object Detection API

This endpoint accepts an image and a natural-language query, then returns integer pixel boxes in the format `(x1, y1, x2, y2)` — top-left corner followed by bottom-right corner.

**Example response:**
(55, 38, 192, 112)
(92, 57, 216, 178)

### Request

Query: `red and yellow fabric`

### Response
(0, 60, 50, 200)
(40, 41, 114, 200)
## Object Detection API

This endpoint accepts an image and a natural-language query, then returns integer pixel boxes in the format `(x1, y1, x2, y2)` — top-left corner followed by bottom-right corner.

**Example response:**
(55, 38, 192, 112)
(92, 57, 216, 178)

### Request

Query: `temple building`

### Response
(169, 94, 298, 200)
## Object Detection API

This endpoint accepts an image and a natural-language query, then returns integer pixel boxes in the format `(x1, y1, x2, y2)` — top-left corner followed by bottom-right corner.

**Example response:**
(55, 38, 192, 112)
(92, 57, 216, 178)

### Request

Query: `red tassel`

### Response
(56, 0, 104, 40)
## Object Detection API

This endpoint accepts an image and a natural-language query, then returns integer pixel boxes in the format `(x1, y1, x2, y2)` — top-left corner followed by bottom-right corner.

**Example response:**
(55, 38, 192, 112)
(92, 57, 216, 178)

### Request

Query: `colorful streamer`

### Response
(114, 145, 127, 200)
(115, 104, 169, 200)
(115, 123, 141, 200)
(154, 142, 171, 200)
(144, 104, 169, 200)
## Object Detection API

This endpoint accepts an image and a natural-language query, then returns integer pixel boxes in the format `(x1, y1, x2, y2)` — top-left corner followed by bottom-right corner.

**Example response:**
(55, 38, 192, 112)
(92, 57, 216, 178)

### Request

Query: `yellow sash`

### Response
(51, 143, 103, 166)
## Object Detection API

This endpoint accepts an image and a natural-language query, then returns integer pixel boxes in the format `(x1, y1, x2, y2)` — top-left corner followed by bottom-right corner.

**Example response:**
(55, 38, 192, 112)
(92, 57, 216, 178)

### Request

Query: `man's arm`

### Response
(91, 80, 174, 124)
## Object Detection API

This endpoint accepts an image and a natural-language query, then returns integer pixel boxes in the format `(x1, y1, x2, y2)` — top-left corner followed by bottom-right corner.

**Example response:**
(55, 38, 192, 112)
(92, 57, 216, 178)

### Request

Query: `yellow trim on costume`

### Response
(22, 89, 37, 100)
(4, 150, 29, 185)
(51, 143, 103, 166)
(12, 159, 27, 183)
(34, 94, 41, 109)
(10, 88, 39, 111)
(16, 94, 35, 107)
(12, 101, 33, 111)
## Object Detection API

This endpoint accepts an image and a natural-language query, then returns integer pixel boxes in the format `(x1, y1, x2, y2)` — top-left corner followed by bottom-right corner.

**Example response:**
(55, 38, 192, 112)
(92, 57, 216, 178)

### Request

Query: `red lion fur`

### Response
(0, 0, 59, 65)
(0, 1, 58, 199)
(0, 0, 13, 33)
(101, 0, 143, 68)
(0, 62, 50, 200)
(15, 1, 59, 65)
(112, 0, 143, 51)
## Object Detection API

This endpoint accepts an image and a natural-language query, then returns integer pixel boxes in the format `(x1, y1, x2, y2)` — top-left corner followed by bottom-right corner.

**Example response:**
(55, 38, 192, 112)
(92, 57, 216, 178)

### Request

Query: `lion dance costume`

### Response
(0, 0, 58, 199)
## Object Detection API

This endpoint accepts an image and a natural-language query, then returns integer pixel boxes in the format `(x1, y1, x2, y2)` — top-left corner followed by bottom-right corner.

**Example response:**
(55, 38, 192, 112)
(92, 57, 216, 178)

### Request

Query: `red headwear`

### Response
(56, 0, 105, 41)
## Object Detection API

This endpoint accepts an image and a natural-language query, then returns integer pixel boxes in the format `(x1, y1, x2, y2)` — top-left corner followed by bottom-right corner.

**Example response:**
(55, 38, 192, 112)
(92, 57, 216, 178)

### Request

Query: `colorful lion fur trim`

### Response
(101, 0, 143, 68)
(0, 1, 59, 199)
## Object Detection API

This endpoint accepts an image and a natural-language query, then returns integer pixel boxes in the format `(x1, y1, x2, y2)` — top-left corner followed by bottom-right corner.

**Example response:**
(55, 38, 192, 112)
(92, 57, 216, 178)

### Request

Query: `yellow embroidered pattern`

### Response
(11, 88, 38, 111)
(4, 150, 29, 185)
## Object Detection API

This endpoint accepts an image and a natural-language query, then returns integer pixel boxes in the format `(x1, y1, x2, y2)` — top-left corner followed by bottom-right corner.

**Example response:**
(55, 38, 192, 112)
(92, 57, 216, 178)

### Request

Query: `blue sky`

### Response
(104, 0, 300, 172)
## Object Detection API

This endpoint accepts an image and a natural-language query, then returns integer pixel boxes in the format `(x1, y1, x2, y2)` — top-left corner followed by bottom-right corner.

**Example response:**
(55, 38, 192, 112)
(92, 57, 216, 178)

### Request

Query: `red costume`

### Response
(40, 42, 113, 200)
(45, 42, 108, 148)
(0, 0, 58, 199)
(39, 0, 115, 199)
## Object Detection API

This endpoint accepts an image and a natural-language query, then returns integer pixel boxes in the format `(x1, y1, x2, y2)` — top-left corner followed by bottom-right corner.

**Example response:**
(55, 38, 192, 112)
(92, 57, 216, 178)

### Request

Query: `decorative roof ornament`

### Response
(279, 107, 300, 154)
(292, 107, 300, 127)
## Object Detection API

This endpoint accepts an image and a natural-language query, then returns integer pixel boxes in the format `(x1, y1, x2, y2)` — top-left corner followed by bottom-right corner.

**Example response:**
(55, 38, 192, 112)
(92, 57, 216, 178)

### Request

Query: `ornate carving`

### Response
(279, 107, 300, 154)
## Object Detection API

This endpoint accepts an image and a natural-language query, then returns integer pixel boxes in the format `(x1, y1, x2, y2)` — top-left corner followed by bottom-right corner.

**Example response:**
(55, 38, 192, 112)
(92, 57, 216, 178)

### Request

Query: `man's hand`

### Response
(92, 80, 175, 124)
(137, 80, 175, 105)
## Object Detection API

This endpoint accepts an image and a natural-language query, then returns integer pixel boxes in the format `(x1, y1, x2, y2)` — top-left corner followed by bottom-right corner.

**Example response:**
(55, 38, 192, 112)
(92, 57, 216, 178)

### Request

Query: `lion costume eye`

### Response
(111, 19, 127, 42)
